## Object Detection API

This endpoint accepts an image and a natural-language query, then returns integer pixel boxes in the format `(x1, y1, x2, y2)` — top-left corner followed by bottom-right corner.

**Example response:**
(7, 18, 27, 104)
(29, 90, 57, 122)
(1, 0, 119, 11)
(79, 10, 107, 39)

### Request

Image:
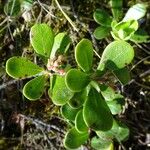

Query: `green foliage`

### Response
(83, 88, 113, 131)
(91, 137, 114, 150)
(49, 75, 74, 106)
(23, 75, 46, 100)
(30, 24, 54, 57)
(110, 0, 123, 21)
(75, 110, 88, 133)
(68, 89, 87, 109)
(75, 39, 93, 72)
(6, 56, 43, 79)
(5, 21, 134, 149)
(93, 2, 148, 42)
(96, 119, 129, 142)
(113, 67, 131, 85)
(65, 69, 90, 92)
(61, 104, 80, 121)
(50, 32, 71, 59)
(111, 19, 138, 40)
(94, 26, 111, 40)
(64, 127, 89, 149)
(98, 41, 134, 71)
(93, 9, 112, 27)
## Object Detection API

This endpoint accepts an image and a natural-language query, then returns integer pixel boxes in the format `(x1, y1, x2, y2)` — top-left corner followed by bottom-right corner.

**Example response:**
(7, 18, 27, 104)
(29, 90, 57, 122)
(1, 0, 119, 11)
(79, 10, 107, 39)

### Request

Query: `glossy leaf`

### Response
(23, 75, 46, 100)
(50, 32, 71, 59)
(64, 127, 89, 149)
(4, 0, 21, 16)
(30, 24, 54, 57)
(61, 104, 80, 121)
(69, 89, 87, 109)
(49, 75, 74, 106)
(123, 3, 147, 21)
(113, 67, 131, 85)
(83, 88, 113, 131)
(65, 69, 90, 92)
(111, 20, 138, 40)
(6, 57, 43, 79)
(91, 137, 114, 150)
(75, 110, 88, 133)
(75, 39, 93, 72)
(98, 41, 134, 71)
(96, 120, 129, 142)
(110, 0, 123, 21)
(94, 26, 111, 40)
(93, 9, 112, 27)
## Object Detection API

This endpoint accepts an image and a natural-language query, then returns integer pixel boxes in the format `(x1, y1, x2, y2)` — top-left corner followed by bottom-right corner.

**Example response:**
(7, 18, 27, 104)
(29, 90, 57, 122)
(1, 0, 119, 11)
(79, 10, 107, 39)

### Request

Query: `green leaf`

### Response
(96, 120, 129, 142)
(49, 75, 74, 106)
(65, 69, 90, 92)
(99, 84, 117, 101)
(94, 26, 111, 40)
(111, 20, 138, 40)
(98, 41, 134, 71)
(64, 127, 89, 149)
(4, 0, 21, 16)
(123, 3, 147, 21)
(6, 57, 43, 79)
(91, 137, 114, 150)
(75, 39, 93, 72)
(130, 33, 150, 43)
(75, 110, 88, 133)
(68, 89, 87, 109)
(106, 96, 125, 115)
(93, 9, 112, 27)
(61, 103, 80, 121)
(50, 32, 71, 59)
(110, 0, 123, 21)
(23, 75, 46, 100)
(83, 88, 113, 131)
(113, 67, 131, 85)
(30, 23, 54, 57)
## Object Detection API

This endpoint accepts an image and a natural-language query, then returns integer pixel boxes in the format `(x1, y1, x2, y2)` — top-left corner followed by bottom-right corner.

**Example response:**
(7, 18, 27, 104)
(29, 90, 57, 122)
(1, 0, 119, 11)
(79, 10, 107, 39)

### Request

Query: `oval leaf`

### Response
(75, 110, 88, 133)
(50, 32, 71, 59)
(6, 57, 43, 79)
(65, 69, 90, 92)
(61, 103, 80, 121)
(93, 9, 112, 27)
(83, 88, 113, 131)
(49, 75, 74, 106)
(75, 39, 93, 72)
(98, 41, 134, 71)
(94, 26, 111, 40)
(23, 75, 46, 100)
(64, 127, 89, 149)
(30, 23, 54, 57)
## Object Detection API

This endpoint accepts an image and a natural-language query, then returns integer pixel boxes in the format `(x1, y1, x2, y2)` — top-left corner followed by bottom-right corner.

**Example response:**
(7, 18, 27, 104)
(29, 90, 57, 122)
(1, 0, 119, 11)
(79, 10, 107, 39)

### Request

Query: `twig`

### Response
(20, 114, 65, 135)
(54, 0, 78, 32)
(131, 56, 150, 71)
